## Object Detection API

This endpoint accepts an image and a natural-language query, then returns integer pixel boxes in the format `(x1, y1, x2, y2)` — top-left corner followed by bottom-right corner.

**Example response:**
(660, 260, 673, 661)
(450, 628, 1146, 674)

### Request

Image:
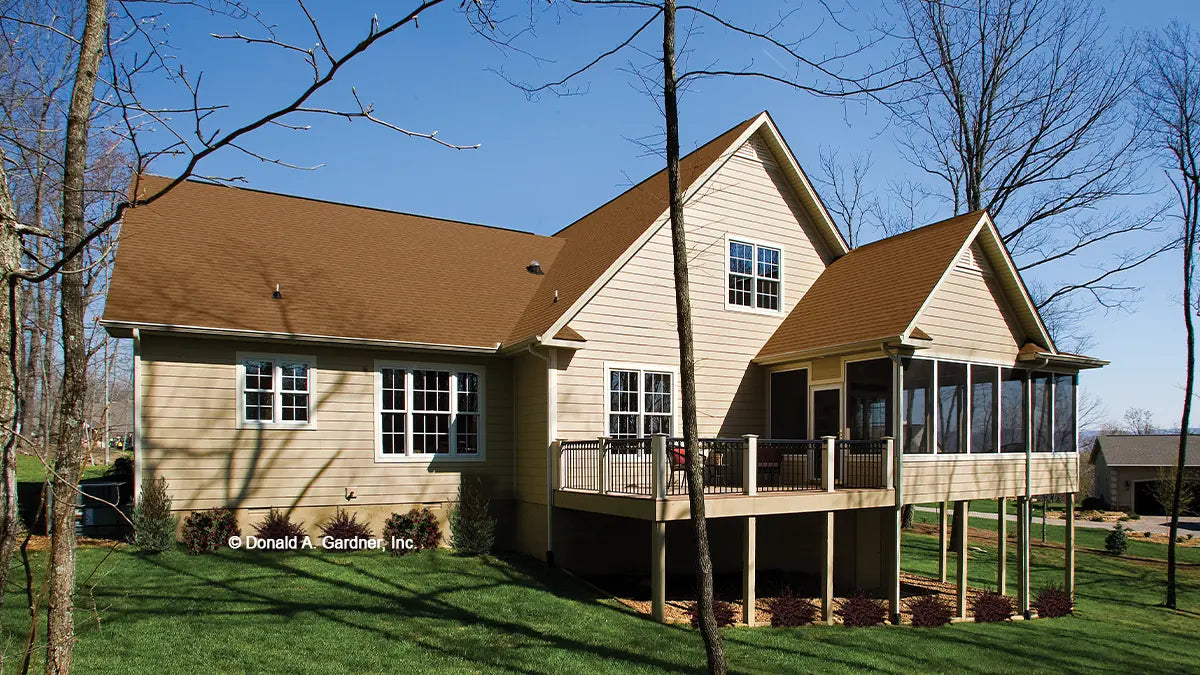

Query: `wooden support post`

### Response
(743, 515, 757, 626)
(821, 511, 834, 623)
(997, 497, 1008, 595)
(743, 434, 758, 496)
(938, 501, 948, 583)
(955, 500, 969, 618)
(890, 506, 902, 624)
(1065, 492, 1076, 599)
(1018, 497, 1031, 617)
(651, 521, 666, 623)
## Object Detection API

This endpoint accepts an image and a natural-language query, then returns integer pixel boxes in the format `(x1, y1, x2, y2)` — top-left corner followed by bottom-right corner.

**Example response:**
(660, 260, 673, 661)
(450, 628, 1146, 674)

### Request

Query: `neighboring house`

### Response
(102, 111, 1106, 624)
(1091, 434, 1200, 514)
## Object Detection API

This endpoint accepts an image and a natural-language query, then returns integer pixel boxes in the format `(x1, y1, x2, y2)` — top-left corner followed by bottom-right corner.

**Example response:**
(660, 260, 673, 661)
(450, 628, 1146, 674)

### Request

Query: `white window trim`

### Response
(373, 360, 486, 463)
(235, 352, 317, 430)
(724, 234, 785, 315)
(602, 362, 681, 440)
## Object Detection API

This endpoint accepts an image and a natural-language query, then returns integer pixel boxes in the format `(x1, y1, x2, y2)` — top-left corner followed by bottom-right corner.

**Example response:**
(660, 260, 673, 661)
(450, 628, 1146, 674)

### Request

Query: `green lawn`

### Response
(2, 529, 1198, 673)
(15, 453, 117, 483)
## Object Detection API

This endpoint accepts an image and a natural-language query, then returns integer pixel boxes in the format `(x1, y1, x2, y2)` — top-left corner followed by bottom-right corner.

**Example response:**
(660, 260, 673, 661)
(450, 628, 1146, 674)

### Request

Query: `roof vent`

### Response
(272, 284, 283, 300)
(526, 260, 544, 275)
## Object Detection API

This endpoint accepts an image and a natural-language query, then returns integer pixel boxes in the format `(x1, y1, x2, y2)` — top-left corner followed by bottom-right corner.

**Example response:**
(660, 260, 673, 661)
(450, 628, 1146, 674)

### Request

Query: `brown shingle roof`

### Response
(756, 211, 984, 360)
(103, 176, 565, 349)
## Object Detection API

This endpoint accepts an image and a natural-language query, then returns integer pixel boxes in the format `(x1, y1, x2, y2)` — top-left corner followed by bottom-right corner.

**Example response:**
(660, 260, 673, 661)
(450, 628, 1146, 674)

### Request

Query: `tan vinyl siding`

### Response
(901, 454, 1078, 504)
(514, 352, 549, 505)
(917, 242, 1026, 362)
(138, 335, 514, 513)
(557, 133, 833, 439)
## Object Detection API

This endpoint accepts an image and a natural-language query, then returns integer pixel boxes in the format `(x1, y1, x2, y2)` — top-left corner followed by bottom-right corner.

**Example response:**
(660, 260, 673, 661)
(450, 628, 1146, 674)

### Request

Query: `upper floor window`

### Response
(238, 355, 314, 428)
(728, 239, 781, 311)
(376, 363, 484, 460)
(607, 366, 674, 439)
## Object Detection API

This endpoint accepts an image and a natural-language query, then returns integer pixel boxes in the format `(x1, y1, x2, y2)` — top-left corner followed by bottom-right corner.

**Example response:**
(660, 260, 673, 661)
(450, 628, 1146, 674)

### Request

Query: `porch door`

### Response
(811, 387, 841, 439)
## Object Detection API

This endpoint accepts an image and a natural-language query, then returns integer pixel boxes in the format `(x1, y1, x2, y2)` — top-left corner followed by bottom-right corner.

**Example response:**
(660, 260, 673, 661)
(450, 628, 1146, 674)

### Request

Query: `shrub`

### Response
(1144, 531, 1153, 538)
(970, 591, 1014, 623)
(181, 507, 240, 554)
(838, 591, 887, 628)
(1105, 523, 1128, 555)
(688, 599, 738, 629)
(253, 508, 306, 542)
(449, 478, 496, 555)
(1080, 496, 1109, 511)
(132, 476, 178, 553)
(766, 587, 818, 627)
(1126, 512, 1141, 520)
(319, 509, 374, 549)
(908, 594, 953, 627)
(1032, 586, 1073, 618)
(1118, 515, 1130, 522)
(383, 508, 441, 555)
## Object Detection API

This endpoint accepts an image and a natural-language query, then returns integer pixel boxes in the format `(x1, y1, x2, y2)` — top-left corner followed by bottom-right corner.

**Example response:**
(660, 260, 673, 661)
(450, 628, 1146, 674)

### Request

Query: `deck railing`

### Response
(556, 435, 894, 498)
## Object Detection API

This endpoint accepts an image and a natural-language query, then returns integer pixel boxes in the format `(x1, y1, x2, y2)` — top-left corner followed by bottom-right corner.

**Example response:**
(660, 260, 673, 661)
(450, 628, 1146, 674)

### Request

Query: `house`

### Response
(1091, 434, 1200, 514)
(102, 111, 1106, 625)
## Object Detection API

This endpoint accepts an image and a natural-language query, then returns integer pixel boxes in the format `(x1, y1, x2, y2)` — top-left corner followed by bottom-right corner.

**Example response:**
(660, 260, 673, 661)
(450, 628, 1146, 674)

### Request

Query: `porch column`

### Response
(743, 515, 757, 626)
(938, 502, 948, 583)
(651, 521, 666, 623)
(997, 497, 1008, 594)
(1065, 492, 1076, 599)
(1017, 497, 1030, 617)
(821, 510, 834, 623)
(889, 506, 902, 624)
(955, 500, 969, 618)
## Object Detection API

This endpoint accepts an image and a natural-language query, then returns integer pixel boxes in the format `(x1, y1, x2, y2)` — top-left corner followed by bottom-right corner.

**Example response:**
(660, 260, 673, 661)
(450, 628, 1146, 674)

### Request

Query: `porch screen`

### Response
(1000, 368, 1026, 453)
(901, 358, 932, 453)
(1032, 372, 1053, 452)
(1054, 374, 1077, 453)
(970, 365, 998, 453)
(846, 358, 892, 440)
(937, 362, 967, 453)
(770, 369, 808, 439)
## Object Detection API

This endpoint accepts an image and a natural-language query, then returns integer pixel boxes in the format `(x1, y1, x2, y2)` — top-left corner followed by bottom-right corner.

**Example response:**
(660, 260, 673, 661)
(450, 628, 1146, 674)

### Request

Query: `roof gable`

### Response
(1094, 434, 1200, 467)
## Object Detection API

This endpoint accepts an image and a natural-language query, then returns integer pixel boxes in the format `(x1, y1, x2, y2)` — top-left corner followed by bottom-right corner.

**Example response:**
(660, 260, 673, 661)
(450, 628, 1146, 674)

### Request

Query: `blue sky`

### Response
(131, 0, 1200, 430)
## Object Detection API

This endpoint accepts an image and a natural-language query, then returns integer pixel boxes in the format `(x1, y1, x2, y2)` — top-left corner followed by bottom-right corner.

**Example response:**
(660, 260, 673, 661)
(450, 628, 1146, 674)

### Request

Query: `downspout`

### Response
(132, 328, 142, 505)
(527, 343, 557, 565)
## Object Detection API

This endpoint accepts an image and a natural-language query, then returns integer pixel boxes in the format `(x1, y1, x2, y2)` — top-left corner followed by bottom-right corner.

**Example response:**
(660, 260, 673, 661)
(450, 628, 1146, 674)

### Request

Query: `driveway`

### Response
(912, 505, 1200, 535)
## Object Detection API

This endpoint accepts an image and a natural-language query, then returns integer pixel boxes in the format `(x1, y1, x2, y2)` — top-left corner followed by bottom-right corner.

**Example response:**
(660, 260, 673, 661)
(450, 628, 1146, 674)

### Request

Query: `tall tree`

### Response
(1139, 20, 1200, 611)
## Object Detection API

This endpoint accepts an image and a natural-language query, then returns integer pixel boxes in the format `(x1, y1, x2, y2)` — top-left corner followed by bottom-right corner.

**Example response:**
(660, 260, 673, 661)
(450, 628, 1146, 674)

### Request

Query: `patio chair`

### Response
(757, 445, 782, 487)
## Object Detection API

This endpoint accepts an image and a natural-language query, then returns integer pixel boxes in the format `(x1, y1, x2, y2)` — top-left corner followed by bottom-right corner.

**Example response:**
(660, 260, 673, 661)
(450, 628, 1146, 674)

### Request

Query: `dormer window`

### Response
(727, 238, 782, 312)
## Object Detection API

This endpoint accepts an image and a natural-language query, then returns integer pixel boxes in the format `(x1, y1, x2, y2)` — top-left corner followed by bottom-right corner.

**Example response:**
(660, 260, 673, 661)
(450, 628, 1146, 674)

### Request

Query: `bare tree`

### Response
(1123, 407, 1157, 435)
(888, 0, 1171, 346)
(1139, 20, 1200, 611)
(815, 148, 875, 247)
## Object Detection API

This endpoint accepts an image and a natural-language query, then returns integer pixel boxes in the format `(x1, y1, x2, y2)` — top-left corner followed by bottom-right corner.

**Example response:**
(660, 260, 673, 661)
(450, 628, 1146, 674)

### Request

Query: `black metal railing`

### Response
(604, 438, 652, 495)
(664, 438, 744, 495)
(757, 439, 823, 492)
(835, 439, 887, 489)
(559, 439, 602, 491)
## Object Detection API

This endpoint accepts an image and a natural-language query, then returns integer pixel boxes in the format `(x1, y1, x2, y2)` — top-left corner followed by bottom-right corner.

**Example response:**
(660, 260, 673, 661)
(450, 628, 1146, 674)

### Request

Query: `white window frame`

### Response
(235, 352, 316, 430)
(373, 360, 486, 462)
(724, 234, 785, 315)
(603, 362, 681, 440)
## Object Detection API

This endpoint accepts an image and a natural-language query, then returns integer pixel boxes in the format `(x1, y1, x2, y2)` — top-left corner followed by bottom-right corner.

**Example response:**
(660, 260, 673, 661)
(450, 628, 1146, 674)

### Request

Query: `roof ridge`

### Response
(135, 174, 555, 240)
(847, 210, 985, 254)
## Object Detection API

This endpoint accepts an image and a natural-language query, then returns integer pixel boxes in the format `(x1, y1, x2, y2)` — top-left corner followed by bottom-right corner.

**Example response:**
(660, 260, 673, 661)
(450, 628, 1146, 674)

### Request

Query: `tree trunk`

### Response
(0, 152, 23, 612)
(1168, 178, 1198, 610)
(46, 1, 108, 671)
(662, 2, 725, 672)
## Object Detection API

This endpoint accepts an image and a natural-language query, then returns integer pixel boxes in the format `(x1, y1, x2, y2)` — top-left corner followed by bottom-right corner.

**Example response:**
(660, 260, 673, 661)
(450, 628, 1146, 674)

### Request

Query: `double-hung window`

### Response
(728, 239, 782, 311)
(607, 366, 674, 438)
(238, 355, 314, 427)
(376, 363, 484, 460)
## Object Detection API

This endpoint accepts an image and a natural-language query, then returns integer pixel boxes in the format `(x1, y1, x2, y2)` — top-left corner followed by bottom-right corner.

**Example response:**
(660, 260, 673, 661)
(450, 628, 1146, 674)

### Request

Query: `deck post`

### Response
(1018, 497, 1030, 617)
(1065, 492, 1076, 599)
(551, 440, 564, 491)
(821, 510, 835, 623)
(822, 436, 836, 492)
(743, 435, 758, 496)
(652, 434, 668, 500)
(882, 437, 895, 488)
(997, 497, 1008, 594)
(651, 520, 666, 623)
(596, 437, 608, 496)
(743, 515, 757, 626)
(938, 502, 948, 583)
(889, 436, 902, 625)
(955, 500, 969, 618)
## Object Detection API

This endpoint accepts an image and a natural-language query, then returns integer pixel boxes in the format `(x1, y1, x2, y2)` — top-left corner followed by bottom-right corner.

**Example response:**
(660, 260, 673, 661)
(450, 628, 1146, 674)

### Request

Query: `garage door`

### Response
(1133, 481, 1165, 516)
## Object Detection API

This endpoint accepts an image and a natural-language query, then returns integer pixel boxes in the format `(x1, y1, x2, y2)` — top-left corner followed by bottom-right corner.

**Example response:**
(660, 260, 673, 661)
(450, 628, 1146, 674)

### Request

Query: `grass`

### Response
(15, 453, 118, 483)
(2, 528, 1198, 673)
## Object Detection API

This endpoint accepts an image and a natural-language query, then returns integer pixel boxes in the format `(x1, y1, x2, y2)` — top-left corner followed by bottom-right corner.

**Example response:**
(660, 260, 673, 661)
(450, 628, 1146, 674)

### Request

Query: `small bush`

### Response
(766, 587, 818, 627)
(1080, 496, 1109, 511)
(1143, 531, 1153, 538)
(838, 591, 887, 628)
(181, 507, 240, 554)
(970, 591, 1014, 623)
(908, 595, 953, 627)
(383, 508, 441, 555)
(1125, 512, 1141, 520)
(1032, 586, 1073, 618)
(1105, 523, 1128, 555)
(688, 599, 738, 629)
(319, 509, 374, 549)
(1118, 515, 1130, 522)
(132, 476, 178, 553)
(253, 508, 306, 542)
(449, 478, 496, 555)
